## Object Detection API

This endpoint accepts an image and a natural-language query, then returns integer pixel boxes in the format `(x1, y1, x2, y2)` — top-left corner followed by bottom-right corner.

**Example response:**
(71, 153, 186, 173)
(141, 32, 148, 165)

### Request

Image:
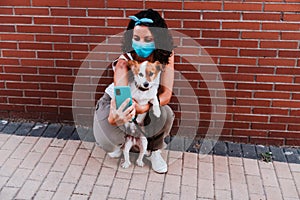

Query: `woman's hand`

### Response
(108, 98, 136, 126)
(133, 99, 150, 114)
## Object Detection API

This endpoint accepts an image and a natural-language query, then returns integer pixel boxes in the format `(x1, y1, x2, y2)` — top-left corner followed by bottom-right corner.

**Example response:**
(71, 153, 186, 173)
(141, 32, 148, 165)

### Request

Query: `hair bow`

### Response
(129, 16, 153, 26)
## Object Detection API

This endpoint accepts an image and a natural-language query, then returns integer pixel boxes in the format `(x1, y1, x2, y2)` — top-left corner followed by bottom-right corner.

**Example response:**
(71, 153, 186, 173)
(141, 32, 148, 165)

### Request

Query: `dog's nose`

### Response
(143, 82, 149, 88)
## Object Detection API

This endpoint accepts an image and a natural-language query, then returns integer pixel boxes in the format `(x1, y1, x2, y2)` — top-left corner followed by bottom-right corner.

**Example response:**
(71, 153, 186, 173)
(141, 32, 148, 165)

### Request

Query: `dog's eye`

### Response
(149, 72, 154, 77)
(138, 73, 143, 77)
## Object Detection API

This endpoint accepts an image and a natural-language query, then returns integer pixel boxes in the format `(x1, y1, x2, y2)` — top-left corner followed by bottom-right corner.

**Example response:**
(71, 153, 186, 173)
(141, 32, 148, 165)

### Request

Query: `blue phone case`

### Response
(114, 86, 132, 110)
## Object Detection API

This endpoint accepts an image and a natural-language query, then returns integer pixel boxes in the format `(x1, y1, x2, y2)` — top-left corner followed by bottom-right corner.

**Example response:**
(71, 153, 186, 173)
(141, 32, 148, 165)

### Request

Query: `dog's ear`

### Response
(154, 61, 162, 71)
(127, 60, 138, 68)
(128, 60, 139, 74)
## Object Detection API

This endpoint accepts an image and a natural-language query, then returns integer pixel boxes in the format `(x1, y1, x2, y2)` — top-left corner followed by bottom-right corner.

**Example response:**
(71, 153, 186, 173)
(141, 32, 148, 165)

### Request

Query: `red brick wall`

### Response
(0, 0, 299, 146)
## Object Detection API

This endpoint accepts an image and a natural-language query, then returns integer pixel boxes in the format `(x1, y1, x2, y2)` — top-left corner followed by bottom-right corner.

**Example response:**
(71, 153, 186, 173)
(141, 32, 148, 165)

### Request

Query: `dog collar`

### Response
(135, 82, 150, 92)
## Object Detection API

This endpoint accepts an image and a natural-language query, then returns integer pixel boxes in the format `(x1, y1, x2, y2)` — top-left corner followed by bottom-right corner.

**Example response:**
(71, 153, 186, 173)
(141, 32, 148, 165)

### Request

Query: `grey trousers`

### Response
(93, 93, 175, 153)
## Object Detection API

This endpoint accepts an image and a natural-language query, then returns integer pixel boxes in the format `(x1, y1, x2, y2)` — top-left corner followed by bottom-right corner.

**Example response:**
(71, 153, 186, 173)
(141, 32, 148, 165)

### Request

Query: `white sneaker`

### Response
(146, 150, 168, 173)
(107, 146, 122, 158)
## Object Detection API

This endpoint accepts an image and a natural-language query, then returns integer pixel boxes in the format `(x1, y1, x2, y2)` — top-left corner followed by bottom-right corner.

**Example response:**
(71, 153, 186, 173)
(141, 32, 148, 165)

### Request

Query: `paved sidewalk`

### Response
(0, 133, 299, 200)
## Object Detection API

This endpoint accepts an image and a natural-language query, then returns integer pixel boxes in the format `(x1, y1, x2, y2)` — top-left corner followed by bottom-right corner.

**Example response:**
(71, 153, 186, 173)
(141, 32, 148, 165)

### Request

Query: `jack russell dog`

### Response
(121, 60, 162, 169)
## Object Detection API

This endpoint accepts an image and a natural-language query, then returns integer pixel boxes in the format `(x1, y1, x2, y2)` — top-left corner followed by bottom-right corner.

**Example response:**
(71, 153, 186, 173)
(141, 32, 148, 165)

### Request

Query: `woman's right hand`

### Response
(108, 98, 136, 126)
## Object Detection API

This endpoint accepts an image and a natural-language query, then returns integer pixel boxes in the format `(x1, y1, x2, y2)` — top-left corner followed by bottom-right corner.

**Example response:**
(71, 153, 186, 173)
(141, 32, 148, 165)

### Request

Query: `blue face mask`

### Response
(132, 39, 155, 58)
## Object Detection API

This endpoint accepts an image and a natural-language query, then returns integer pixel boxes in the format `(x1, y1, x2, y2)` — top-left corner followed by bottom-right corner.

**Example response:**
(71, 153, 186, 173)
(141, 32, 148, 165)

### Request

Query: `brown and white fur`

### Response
(121, 60, 162, 169)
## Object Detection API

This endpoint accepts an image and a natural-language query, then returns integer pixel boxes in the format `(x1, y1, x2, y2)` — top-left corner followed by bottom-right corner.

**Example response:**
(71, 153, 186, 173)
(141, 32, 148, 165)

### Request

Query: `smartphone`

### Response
(114, 86, 132, 111)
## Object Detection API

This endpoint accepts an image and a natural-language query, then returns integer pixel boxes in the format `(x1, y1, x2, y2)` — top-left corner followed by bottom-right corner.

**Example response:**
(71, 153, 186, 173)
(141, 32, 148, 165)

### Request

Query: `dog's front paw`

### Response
(121, 161, 131, 169)
(136, 159, 144, 167)
(153, 107, 161, 118)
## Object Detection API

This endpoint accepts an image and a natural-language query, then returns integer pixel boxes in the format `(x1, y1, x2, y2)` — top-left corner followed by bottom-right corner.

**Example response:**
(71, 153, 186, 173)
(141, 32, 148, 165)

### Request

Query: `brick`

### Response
(129, 170, 149, 190)
(223, 21, 260, 30)
(32, 0, 68, 7)
(232, 182, 249, 200)
(7, 168, 32, 187)
(261, 168, 279, 187)
(224, 2, 262, 11)
(259, 58, 296, 66)
(109, 178, 130, 199)
(279, 50, 300, 58)
(0, 25, 15, 32)
(17, 25, 51, 33)
(253, 107, 289, 115)
(51, 182, 75, 200)
(15, 180, 41, 199)
(38, 51, 71, 59)
(272, 100, 299, 108)
(164, 174, 181, 194)
(51, 8, 86, 16)
(125, 189, 144, 200)
(69, 0, 104, 7)
(107, 0, 143, 8)
(29, 162, 52, 181)
(215, 172, 230, 190)
(34, 190, 54, 200)
(221, 39, 258, 48)
(3, 50, 35, 58)
(0, 187, 19, 200)
(202, 30, 240, 38)
(203, 11, 240, 20)
(36, 35, 69, 42)
(263, 22, 300, 31)
(241, 49, 277, 57)
(144, 181, 163, 200)
(242, 31, 279, 39)
(89, 9, 123, 17)
(243, 12, 281, 21)
(184, 21, 220, 29)
(264, 3, 300, 12)
(15, 8, 49, 15)
(282, 32, 300, 40)
(184, 2, 222, 10)
(96, 166, 116, 186)
(74, 174, 97, 195)
(52, 154, 73, 172)
(0, 16, 32, 24)
(40, 171, 64, 191)
(261, 41, 298, 49)
(0, 158, 22, 177)
(197, 179, 214, 199)
(62, 164, 84, 183)
(20, 151, 42, 169)
(0, 34, 34, 41)
(146, 1, 182, 9)
(257, 75, 293, 83)
(265, 187, 283, 200)
(279, 178, 299, 199)
(180, 185, 197, 200)
(247, 175, 265, 195)
(165, 11, 200, 19)
(11, 142, 33, 159)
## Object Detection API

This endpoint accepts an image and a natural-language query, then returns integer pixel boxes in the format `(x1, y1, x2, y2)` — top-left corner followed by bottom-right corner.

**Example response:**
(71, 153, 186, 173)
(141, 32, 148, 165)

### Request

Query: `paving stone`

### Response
(15, 122, 35, 136)
(42, 123, 62, 138)
(186, 138, 199, 153)
(56, 125, 75, 140)
(28, 122, 48, 137)
(0, 120, 8, 131)
(241, 144, 258, 159)
(269, 146, 287, 162)
(70, 127, 84, 140)
(213, 140, 227, 156)
(82, 128, 96, 142)
(284, 148, 300, 164)
(256, 145, 270, 159)
(1, 122, 21, 134)
(227, 142, 242, 157)
(198, 139, 214, 155)
(168, 136, 185, 151)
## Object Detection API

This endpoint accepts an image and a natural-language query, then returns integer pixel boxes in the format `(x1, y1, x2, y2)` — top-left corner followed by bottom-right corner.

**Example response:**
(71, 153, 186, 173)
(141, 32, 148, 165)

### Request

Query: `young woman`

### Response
(93, 9, 175, 173)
